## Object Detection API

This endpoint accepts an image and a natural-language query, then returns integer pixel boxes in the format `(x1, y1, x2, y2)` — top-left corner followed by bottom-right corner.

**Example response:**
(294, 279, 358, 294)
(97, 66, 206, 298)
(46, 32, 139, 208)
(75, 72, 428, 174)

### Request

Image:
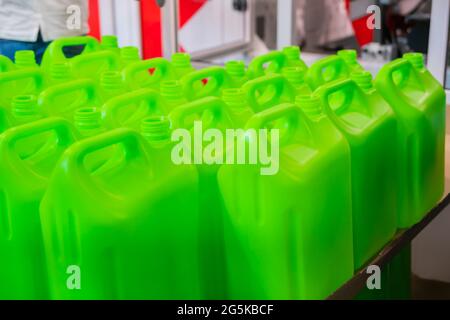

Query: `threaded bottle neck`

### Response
(12, 95, 39, 118)
(15, 50, 37, 68)
(282, 67, 305, 86)
(74, 107, 102, 135)
(296, 95, 323, 118)
(120, 46, 140, 64)
(283, 46, 301, 61)
(50, 63, 71, 82)
(351, 71, 373, 91)
(101, 71, 124, 91)
(403, 52, 425, 70)
(225, 60, 246, 78)
(171, 53, 192, 69)
(160, 80, 185, 104)
(141, 116, 171, 143)
(337, 49, 358, 66)
(222, 88, 247, 108)
(101, 35, 119, 49)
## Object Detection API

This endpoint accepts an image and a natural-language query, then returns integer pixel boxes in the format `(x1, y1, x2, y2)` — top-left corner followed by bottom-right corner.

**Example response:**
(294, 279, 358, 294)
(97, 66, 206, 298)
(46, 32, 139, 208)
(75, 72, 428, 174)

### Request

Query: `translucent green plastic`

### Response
(100, 35, 120, 56)
(282, 67, 312, 96)
(181, 67, 236, 101)
(247, 51, 289, 79)
(282, 46, 308, 72)
(0, 55, 15, 73)
(218, 102, 354, 299)
(171, 53, 196, 78)
(123, 58, 177, 91)
(0, 107, 9, 133)
(169, 97, 235, 299)
(375, 54, 446, 228)
(10, 94, 43, 126)
(0, 69, 45, 112)
(225, 60, 249, 87)
(14, 50, 38, 69)
(0, 118, 78, 299)
(102, 89, 169, 131)
(160, 80, 188, 112)
(337, 49, 364, 73)
(41, 36, 100, 70)
(242, 74, 296, 112)
(315, 76, 398, 269)
(306, 55, 354, 90)
(70, 50, 120, 82)
(40, 129, 201, 299)
(221, 88, 255, 128)
(38, 79, 103, 120)
(99, 71, 128, 101)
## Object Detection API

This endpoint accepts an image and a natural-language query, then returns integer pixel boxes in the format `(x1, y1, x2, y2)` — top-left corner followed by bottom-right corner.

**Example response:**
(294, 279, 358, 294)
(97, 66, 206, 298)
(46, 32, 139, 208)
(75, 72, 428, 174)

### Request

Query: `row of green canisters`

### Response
(0, 35, 446, 299)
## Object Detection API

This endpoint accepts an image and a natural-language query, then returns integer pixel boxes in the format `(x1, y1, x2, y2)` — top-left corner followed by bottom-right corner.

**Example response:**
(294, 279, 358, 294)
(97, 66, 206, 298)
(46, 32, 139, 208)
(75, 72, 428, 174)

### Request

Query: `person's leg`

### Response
(0, 39, 35, 61)
(33, 32, 51, 65)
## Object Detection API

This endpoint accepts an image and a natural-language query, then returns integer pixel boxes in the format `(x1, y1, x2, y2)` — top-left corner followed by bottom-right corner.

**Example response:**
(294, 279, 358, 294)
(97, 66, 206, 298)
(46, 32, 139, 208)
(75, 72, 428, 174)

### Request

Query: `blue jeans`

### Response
(0, 32, 84, 65)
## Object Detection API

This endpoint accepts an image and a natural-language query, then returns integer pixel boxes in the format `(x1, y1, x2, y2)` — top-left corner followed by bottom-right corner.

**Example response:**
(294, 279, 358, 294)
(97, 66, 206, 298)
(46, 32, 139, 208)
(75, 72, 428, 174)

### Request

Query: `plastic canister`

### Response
(218, 101, 353, 299)
(375, 53, 446, 227)
(40, 128, 201, 299)
(0, 118, 77, 299)
(315, 74, 398, 269)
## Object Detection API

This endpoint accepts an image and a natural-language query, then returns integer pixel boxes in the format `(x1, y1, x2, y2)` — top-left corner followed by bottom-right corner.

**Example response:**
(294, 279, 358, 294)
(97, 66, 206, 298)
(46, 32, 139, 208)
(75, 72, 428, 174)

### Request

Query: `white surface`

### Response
(427, 0, 449, 86)
(113, 0, 142, 56)
(179, 0, 250, 55)
(413, 203, 450, 283)
(276, 0, 294, 49)
(99, 0, 115, 35)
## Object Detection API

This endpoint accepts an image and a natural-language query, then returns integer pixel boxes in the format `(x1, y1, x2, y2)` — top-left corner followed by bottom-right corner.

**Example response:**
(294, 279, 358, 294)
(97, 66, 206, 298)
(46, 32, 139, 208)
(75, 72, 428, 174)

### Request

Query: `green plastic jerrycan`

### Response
(123, 58, 177, 91)
(100, 35, 120, 55)
(171, 52, 196, 78)
(40, 128, 201, 299)
(41, 36, 100, 70)
(315, 74, 398, 270)
(38, 79, 103, 120)
(46, 63, 74, 86)
(180, 66, 236, 101)
(282, 67, 312, 96)
(14, 50, 38, 69)
(0, 69, 45, 108)
(217, 101, 353, 299)
(0, 55, 15, 73)
(120, 46, 141, 68)
(242, 74, 296, 112)
(0, 118, 77, 299)
(247, 51, 288, 79)
(225, 60, 249, 87)
(306, 55, 354, 91)
(10, 94, 43, 127)
(160, 80, 189, 112)
(337, 49, 364, 73)
(282, 46, 308, 72)
(74, 107, 105, 138)
(70, 50, 120, 82)
(99, 71, 127, 102)
(375, 53, 446, 228)
(169, 97, 235, 299)
(102, 89, 169, 131)
(0, 106, 10, 133)
(221, 88, 254, 128)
